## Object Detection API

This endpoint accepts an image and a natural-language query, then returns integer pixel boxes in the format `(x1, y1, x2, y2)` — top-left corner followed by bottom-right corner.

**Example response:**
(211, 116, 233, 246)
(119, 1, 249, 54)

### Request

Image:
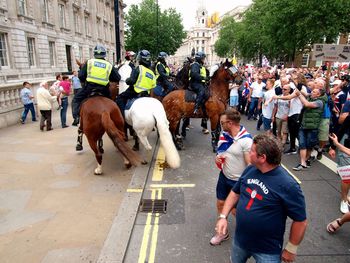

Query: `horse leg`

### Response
(138, 134, 152, 151)
(87, 137, 103, 175)
(98, 138, 104, 154)
(123, 156, 132, 169)
(132, 134, 140, 151)
(181, 118, 189, 138)
(76, 128, 83, 151)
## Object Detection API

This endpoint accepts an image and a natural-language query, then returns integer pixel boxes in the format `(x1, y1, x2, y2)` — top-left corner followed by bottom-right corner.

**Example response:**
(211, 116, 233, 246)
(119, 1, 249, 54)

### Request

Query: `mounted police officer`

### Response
(116, 49, 156, 117)
(189, 51, 208, 114)
(72, 44, 120, 126)
(155, 51, 174, 95)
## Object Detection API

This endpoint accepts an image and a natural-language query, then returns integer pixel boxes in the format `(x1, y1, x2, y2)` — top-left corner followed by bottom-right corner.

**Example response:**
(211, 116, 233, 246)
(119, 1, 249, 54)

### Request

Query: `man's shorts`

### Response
(216, 171, 238, 200)
(318, 118, 330, 141)
(263, 117, 272, 131)
(276, 117, 288, 135)
(230, 95, 239, 107)
(298, 128, 319, 150)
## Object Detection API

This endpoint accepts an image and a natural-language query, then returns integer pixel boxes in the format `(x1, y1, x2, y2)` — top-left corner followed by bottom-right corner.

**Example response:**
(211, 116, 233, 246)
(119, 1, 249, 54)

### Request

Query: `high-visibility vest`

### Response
(86, 59, 112, 86)
(189, 62, 207, 83)
(155, 62, 170, 79)
(134, 65, 156, 93)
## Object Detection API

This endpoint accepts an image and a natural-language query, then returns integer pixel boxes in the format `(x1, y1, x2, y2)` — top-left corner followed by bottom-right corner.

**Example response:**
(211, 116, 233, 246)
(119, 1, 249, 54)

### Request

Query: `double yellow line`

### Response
(137, 146, 195, 263)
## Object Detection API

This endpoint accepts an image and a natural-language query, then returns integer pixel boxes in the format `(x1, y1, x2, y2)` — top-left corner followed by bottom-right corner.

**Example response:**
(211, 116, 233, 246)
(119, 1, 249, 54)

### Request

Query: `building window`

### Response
(202, 40, 205, 44)
(196, 40, 199, 45)
(96, 17, 101, 39)
(104, 21, 108, 41)
(27, 37, 35, 66)
(89, 47, 93, 58)
(203, 32, 205, 37)
(0, 33, 9, 67)
(59, 4, 66, 28)
(84, 15, 90, 36)
(42, 0, 49, 22)
(301, 54, 309, 67)
(79, 46, 83, 61)
(18, 0, 27, 15)
(49, 41, 55, 66)
(202, 19, 204, 24)
(74, 9, 80, 33)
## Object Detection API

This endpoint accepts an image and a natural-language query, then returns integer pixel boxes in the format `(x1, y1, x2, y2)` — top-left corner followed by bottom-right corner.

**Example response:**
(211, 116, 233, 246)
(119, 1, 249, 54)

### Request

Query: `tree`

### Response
(125, 0, 186, 58)
(215, 0, 350, 64)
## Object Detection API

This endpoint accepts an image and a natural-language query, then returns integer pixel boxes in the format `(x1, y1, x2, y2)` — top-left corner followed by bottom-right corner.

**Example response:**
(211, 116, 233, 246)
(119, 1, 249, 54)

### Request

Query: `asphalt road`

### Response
(124, 117, 350, 263)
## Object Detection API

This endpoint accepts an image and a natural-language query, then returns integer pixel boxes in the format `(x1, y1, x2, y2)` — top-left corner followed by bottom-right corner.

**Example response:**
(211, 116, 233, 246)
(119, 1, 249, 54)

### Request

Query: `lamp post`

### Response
(156, 0, 159, 56)
(114, 0, 121, 64)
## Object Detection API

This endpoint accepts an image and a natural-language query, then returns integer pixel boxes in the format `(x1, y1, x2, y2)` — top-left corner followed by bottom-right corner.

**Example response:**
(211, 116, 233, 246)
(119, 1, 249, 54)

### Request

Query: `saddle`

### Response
(184, 88, 210, 103)
(88, 90, 104, 97)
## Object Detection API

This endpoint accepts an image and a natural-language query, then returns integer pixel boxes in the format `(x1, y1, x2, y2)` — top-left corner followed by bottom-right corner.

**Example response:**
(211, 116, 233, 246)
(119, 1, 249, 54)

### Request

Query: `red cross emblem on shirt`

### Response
(245, 187, 263, 210)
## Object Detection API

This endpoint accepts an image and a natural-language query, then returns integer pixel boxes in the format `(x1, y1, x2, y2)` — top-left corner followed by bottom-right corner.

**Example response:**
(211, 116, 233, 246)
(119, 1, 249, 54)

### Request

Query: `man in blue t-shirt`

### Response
(216, 134, 307, 263)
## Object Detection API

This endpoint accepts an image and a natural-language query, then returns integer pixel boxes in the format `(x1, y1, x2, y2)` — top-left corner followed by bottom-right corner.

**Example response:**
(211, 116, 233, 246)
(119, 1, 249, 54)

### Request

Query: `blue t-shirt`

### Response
(232, 165, 306, 254)
(342, 100, 350, 113)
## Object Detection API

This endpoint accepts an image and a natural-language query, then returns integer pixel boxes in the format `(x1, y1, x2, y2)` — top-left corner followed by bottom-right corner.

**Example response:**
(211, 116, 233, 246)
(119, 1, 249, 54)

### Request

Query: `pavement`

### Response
(0, 107, 154, 263)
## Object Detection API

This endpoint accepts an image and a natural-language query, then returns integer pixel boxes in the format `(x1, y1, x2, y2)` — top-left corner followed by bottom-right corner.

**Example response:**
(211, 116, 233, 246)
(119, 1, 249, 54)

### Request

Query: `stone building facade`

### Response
(170, 5, 250, 67)
(0, 0, 126, 128)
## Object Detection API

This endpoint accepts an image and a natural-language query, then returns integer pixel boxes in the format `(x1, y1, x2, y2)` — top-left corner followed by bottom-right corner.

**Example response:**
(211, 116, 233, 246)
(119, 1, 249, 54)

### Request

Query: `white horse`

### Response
(125, 97, 181, 169)
(118, 62, 133, 94)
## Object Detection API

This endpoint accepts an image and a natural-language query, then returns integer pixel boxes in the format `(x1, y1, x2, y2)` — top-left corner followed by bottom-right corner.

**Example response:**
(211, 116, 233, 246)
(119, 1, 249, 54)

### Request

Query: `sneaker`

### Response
(307, 156, 316, 163)
(193, 109, 199, 114)
(20, 118, 25, 124)
(202, 128, 209, 134)
(340, 200, 349, 214)
(62, 125, 69, 128)
(305, 160, 311, 168)
(284, 148, 297, 155)
(317, 149, 323, 160)
(293, 164, 307, 171)
(209, 232, 230, 246)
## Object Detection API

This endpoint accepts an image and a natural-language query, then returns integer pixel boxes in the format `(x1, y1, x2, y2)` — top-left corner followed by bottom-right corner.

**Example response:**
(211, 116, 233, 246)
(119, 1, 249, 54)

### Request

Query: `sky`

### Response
(123, 0, 252, 30)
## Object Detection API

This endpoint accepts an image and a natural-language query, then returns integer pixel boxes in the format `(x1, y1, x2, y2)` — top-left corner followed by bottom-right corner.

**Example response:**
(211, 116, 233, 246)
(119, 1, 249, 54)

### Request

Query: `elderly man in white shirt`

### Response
(36, 81, 57, 131)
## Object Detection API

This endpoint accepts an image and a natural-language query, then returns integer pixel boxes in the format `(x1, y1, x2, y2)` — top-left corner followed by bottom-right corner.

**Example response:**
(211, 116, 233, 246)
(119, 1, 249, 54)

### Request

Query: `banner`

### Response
(312, 44, 350, 62)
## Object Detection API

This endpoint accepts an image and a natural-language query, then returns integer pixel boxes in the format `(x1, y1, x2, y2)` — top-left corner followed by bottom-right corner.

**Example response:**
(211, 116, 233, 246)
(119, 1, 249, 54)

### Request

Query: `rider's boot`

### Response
(72, 117, 80, 126)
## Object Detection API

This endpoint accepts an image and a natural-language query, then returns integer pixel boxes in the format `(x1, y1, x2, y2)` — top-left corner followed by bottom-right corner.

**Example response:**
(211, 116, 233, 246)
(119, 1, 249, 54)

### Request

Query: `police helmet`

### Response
(158, 52, 168, 61)
(137, 50, 151, 67)
(195, 51, 206, 63)
(94, 44, 107, 59)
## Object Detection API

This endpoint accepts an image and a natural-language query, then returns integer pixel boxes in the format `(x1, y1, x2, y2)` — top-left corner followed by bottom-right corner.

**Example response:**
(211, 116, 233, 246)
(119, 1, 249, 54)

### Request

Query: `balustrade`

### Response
(0, 86, 24, 111)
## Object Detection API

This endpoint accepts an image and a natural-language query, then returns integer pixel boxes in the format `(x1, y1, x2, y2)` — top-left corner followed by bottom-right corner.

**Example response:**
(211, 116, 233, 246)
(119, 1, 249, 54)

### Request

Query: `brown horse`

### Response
(76, 96, 143, 174)
(162, 60, 241, 152)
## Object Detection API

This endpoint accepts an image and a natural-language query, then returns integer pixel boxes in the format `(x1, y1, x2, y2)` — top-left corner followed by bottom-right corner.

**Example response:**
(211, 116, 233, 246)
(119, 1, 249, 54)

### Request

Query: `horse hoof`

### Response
(141, 160, 148, 165)
(125, 163, 132, 169)
(94, 169, 102, 175)
(132, 145, 139, 151)
(99, 148, 104, 154)
(76, 144, 83, 151)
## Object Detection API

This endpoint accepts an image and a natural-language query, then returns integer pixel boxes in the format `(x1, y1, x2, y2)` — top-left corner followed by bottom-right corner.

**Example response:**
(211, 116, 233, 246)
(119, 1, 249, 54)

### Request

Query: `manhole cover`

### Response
(139, 199, 167, 214)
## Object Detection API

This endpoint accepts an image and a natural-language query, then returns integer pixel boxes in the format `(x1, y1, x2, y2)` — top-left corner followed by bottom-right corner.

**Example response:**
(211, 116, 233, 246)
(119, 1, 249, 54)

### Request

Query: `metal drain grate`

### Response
(139, 199, 167, 214)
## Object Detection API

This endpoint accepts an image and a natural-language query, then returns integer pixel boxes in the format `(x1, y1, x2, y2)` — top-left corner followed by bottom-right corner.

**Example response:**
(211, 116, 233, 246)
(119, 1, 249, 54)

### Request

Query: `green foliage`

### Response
(215, 0, 350, 63)
(125, 0, 186, 58)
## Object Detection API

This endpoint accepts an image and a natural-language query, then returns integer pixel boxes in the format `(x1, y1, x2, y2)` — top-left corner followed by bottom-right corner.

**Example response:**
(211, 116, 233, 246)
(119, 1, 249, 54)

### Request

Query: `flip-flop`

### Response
(326, 218, 342, 233)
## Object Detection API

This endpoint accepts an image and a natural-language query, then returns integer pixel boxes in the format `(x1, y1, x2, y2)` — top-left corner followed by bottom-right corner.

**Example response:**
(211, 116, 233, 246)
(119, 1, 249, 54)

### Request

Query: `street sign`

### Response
(312, 44, 350, 62)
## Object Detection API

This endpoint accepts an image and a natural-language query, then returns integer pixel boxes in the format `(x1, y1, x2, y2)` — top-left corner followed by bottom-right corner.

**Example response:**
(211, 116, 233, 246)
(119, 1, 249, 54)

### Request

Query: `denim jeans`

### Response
(60, 97, 68, 127)
(21, 103, 36, 122)
(231, 241, 281, 263)
(248, 97, 259, 119)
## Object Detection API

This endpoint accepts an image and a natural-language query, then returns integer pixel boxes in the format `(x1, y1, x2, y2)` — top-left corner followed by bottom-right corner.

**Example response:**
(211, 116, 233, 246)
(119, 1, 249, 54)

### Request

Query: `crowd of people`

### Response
(18, 44, 350, 262)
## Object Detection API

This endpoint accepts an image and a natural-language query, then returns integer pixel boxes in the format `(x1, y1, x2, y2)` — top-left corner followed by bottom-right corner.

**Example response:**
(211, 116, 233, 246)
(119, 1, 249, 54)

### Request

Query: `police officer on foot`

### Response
(116, 50, 156, 116)
(189, 51, 208, 115)
(72, 44, 121, 126)
(155, 52, 174, 95)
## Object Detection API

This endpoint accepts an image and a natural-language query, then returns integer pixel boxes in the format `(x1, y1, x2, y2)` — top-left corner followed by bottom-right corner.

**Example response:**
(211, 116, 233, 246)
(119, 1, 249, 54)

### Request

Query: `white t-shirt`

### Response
(262, 89, 275, 119)
(222, 137, 253, 181)
(230, 84, 239, 96)
(288, 85, 307, 116)
(250, 81, 266, 98)
(275, 99, 290, 119)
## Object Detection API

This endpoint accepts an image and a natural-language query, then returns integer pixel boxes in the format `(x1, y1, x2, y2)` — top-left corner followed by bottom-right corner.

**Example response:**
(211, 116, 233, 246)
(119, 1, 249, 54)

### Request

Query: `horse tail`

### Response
(153, 110, 181, 169)
(101, 111, 142, 166)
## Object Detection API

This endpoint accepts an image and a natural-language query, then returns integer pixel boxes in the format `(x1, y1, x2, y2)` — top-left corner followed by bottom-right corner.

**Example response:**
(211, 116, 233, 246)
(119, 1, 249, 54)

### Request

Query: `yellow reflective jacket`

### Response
(134, 65, 156, 93)
(86, 59, 112, 86)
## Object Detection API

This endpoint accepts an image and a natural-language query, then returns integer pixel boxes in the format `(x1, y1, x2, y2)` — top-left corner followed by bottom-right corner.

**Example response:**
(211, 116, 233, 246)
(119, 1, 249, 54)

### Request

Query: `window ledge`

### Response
(17, 14, 34, 24)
